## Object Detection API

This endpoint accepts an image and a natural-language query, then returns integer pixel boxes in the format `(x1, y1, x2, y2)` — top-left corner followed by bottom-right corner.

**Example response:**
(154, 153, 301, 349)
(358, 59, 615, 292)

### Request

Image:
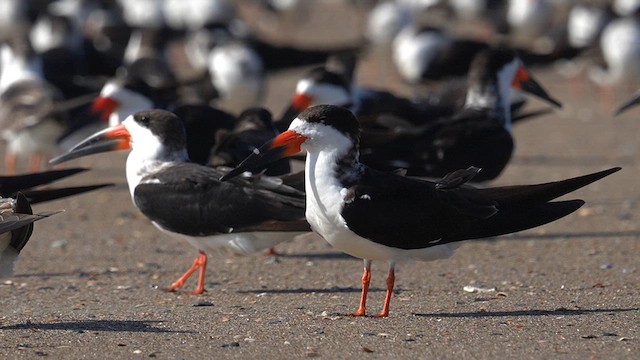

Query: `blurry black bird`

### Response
(0, 193, 60, 277)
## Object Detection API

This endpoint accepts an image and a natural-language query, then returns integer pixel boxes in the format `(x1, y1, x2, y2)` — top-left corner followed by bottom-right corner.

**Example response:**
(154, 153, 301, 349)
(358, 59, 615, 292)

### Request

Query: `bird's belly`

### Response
(309, 214, 460, 262)
(152, 222, 303, 255)
(6, 120, 64, 155)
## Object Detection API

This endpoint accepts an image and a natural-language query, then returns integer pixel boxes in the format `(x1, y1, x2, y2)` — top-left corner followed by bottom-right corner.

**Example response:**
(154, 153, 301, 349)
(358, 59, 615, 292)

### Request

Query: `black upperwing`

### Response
(340, 167, 620, 250)
(133, 163, 306, 237)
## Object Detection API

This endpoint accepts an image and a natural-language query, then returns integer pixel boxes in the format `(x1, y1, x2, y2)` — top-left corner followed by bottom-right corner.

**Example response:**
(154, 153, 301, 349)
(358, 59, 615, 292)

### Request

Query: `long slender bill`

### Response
(49, 124, 131, 165)
(220, 130, 307, 181)
(614, 90, 640, 116)
(512, 66, 562, 108)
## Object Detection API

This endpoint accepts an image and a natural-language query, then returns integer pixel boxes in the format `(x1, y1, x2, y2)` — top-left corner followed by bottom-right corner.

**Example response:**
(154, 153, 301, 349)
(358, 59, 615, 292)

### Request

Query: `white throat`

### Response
(122, 118, 188, 199)
(464, 59, 519, 132)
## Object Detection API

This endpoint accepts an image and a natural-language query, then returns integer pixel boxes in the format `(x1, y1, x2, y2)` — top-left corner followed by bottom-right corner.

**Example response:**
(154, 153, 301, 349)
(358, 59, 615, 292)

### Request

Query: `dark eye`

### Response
(139, 116, 150, 125)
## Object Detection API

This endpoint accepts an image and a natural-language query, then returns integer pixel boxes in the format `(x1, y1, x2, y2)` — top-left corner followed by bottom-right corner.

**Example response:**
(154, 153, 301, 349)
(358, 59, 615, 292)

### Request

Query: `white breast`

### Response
(304, 150, 460, 263)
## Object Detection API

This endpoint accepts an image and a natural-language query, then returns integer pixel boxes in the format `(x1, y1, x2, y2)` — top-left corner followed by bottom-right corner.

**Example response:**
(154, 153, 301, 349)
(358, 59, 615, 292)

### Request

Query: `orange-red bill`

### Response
(49, 124, 132, 165)
(512, 66, 562, 108)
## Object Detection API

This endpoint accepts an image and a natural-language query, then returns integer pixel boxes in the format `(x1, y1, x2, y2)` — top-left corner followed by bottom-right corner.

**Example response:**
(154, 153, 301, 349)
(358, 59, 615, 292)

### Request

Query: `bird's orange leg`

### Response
(5, 151, 17, 175)
(350, 259, 371, 316)
(263, 247, 279, 256)
(167, 250, 207, 295)
(374, 262, 395, 318)
(28, 152, 42, 172)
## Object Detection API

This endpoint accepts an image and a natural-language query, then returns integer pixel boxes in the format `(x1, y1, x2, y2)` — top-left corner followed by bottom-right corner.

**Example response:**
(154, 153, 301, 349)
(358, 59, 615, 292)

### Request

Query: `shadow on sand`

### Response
(414, 307, 640, 318)
(0, 320, 190, 333)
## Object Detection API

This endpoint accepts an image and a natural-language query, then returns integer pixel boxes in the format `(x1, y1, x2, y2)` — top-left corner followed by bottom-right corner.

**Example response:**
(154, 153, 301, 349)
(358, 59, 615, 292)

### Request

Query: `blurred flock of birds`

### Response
(0, 0, 636, 316)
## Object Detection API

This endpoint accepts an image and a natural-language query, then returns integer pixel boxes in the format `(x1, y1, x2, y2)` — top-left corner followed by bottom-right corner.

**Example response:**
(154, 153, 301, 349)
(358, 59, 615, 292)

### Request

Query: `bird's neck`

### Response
(304, 146, 363, 236)
(125, 149, 189, 199)
(464, 82, 512, 131)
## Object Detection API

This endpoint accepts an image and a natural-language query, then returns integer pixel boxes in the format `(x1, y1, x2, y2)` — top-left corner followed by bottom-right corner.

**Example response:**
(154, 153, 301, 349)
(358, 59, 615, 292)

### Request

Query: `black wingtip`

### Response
(0, 168, 90, 195)
(22, 183, 114, 204)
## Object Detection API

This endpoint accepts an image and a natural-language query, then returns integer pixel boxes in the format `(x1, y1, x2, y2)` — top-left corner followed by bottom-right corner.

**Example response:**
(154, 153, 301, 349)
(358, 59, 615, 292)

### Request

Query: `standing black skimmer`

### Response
(220, 104, 620, 317)
(0, 42, 69, 174)
(589, 11, 640, 106)
(51, 109, 308, 294)
(0, 193, 60, 277)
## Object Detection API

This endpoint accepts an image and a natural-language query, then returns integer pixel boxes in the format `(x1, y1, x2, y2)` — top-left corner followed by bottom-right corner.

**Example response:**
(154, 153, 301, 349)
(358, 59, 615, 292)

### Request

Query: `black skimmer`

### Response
(90, 78, 263, 168)
(365, 0, 416, 46)
(362, 47, 562, 180)
(566, 3, 613, 51)
(282, 47, 561, 180)
(277, 60, 463, 132)
(0, 193, 60, 277)
(589, 12, 640, 92)
(0, 42, 69, 174)
(506, 0, 553, 42)
(162, 0, 234, 32)
(392, 24, 490, 84)
(51, 109, 308, 294)
(117, 0, 165, 30)
(220, 104, 621, 317)
(206, 41, 265, 114)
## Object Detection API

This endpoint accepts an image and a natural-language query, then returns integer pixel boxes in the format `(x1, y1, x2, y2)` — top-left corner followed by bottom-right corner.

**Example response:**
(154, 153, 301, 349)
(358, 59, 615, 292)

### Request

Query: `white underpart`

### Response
(123, 30, 148, 65)
(392, 27, 450, 83)
(100, 82, 153, 126)
(296, 78, 352, 107)
(30, 16, 65, 53)
(122, 116, 188, 199)
(290, 118, 459, 262)
(6, 119, 65, 159)
(163, 0, 233, 31)
(449, 0, 487, 19)
(465, 58, 519, 133)
(156, 224, 304, 255)
(507, 0, 552, 37)
(365, 2, 412, 45)
(613, 0, 640, 16)
(0, 45, 41, 93)
(567, 4, 610, 49)
(208, 43, 264, 114)
(118, 0, 164, 28)
(0, 0, 26, 33)
(596, 17, 640, 85)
